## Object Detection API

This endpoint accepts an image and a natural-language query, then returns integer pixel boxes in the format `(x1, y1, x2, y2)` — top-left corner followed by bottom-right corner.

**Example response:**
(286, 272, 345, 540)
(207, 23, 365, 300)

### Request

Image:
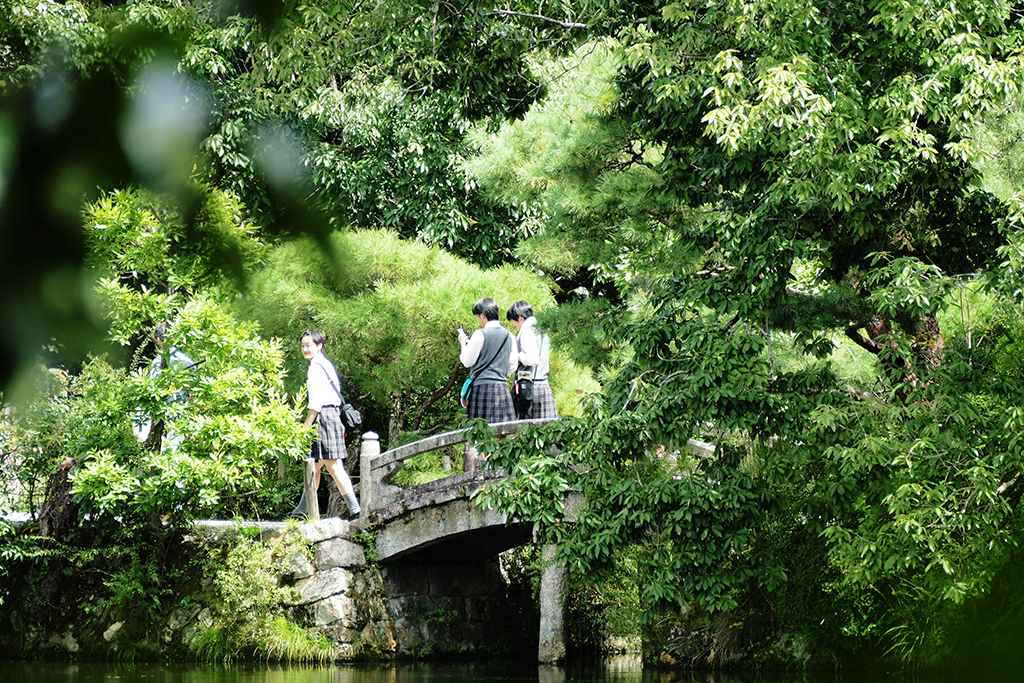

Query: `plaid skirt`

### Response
(526, 381, 559, 420)
(311, 405, 346, 460)
(467, 381, 516, 424)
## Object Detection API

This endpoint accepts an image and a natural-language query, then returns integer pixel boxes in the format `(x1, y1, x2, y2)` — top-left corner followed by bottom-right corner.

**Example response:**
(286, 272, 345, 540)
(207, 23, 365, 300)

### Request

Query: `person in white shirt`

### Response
(506, 301, 559, 420)
(137, 322, 197, 448)
(287, 328, 361, 520)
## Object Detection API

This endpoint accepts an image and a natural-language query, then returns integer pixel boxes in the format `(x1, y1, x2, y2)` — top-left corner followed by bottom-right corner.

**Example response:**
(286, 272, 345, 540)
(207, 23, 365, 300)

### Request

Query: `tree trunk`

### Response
(37, 457, 80, 541)
(412, 360, 463, 430)
(388, 391, 405, 446)
(911, 311, 945, 370)
(845, 311, 944, 401)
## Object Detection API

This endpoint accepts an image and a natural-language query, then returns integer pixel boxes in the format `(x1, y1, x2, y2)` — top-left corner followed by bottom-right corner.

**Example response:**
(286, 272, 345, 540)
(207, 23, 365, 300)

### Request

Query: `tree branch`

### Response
(412, 359, 464, 430)
(492, 9, 588, 29)
(845, 323, 881, 355)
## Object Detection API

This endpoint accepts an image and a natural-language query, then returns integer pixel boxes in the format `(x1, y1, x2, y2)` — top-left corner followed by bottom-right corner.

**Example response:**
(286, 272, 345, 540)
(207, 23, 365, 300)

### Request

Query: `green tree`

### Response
(8, 298, 308, 526)
(180, 0, 552, 264)
(469, 1, 1024, 665)
(2, 183, 307, 526)
(236, 228, 594, 446)
(1, 0, 564, 390)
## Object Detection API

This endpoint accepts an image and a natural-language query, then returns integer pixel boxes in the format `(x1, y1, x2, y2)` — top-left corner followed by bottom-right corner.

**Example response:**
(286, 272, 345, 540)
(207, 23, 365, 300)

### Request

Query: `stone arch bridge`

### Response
(234, 418, 570, 662)
(238, 419, 711, 662)
(358, 420, 556, 563)
(353, 418, 567, 662)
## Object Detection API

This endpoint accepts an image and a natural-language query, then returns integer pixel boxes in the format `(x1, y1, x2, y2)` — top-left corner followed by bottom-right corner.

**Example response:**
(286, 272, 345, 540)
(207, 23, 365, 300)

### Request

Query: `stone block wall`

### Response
(278, 518, 395, 658)
(277, 518, 537, 659)
(382, 561, 535, 656)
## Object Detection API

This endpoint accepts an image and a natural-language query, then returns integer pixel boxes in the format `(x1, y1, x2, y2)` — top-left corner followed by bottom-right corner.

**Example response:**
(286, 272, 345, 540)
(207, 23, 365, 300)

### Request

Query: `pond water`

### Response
(0, 655, 1007, 683)
(0, 656, 1012, 683)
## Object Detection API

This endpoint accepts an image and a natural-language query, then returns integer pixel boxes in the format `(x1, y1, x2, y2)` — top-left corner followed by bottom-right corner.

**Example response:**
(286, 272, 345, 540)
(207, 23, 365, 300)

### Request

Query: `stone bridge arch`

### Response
(357, 421, 565, 661)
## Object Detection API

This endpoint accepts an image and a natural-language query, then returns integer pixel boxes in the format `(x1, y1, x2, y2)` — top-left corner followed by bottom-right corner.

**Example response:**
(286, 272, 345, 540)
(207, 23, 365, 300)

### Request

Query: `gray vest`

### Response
(473, 327, 513, 384)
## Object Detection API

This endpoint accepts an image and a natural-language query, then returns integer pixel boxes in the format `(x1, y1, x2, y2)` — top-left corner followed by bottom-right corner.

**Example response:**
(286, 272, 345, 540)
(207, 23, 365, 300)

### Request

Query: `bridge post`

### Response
(537, 543, 567, 664)
(359, 431, 380, 513)
(303, 457, 320, 523)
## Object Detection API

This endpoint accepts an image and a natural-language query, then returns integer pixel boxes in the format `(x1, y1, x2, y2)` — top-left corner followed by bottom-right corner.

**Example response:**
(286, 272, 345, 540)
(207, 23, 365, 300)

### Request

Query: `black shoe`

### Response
(347, 510, 361, 521)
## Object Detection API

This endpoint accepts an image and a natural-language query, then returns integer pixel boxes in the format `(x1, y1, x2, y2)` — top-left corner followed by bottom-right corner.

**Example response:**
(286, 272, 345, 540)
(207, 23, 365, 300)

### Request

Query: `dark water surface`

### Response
(0, 657, 998, 683)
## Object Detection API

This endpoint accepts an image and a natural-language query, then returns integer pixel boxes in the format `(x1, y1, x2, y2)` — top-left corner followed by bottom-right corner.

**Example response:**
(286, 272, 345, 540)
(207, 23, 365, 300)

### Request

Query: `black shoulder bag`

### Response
(514, 333, 544, 419)
(320, 363, 362, 431)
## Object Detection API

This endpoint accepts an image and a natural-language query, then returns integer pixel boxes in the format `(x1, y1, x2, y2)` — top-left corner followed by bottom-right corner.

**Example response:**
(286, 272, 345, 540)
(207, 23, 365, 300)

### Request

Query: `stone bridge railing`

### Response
(357, 418, 557, 516)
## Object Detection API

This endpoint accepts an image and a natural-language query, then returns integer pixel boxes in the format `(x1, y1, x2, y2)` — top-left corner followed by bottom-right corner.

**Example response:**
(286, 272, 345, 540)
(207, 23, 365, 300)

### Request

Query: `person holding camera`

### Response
(458, 297, 517, 424)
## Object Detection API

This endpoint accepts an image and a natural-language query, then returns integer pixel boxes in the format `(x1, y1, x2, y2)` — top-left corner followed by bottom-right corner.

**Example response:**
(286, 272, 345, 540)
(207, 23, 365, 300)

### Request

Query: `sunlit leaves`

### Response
(83, 185, 266, 345)
(62, 299, 308, 525)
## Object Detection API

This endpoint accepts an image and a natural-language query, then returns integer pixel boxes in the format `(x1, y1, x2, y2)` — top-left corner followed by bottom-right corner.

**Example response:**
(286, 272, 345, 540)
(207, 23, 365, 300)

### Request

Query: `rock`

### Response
(103, 621, 124, 642)
(386, 595, 410, 620)
(391, 616, 425, 653)
(360, 620, 397, 654)
(293, 567, 352, 604)
(314, 622, 360, 644)
(280, 549, 316, 582)
(774, 631, 811, 663)
(48, 631, 79, 653)
(311, 595, 349, 626)
(299, 517, 352, 544)
(314, 537, 366, 570)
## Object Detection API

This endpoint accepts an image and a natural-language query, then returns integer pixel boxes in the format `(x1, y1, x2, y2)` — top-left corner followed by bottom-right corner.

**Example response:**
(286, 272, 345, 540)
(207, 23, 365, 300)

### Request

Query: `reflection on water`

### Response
(0, 656, 991, 683)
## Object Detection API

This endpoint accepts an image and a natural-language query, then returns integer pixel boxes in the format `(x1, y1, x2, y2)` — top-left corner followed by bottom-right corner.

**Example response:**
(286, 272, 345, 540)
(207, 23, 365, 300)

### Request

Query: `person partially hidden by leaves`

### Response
(135, 322, 198, 451)
(506, 300, 559, 420)
(287, 328, 361, 521)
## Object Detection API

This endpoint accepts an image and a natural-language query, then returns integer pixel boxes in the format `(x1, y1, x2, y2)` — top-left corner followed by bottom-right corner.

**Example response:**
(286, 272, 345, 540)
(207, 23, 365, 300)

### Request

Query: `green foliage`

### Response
(179, 0, 547, 265)
(2, 0, 569, 392)
(6, 0, 1024, 668)
(0, 524, 49, 608)
(1, 0, 106, 87)
(4, 296, 308, 525)
(754, 511, 878, 662)
(103, 535, 175, 630)
(472, 271, 1024, 664)
(0, 185, 300, 523)
(566, 545, 642, 652)
(85, 186, 266, 343)
(389, 430, 460, 488)
(473, 404, 783, 619)
(0, 519, 204, 658)
(974, 86, 1024, 203)
(89, 304, 305, 523)
(459, 1, 1024, 667)
(192, 536, 332, 663)
(465, 43, 690, 297)
(302, 83, 528, 268)
(236, 229, 581, 443)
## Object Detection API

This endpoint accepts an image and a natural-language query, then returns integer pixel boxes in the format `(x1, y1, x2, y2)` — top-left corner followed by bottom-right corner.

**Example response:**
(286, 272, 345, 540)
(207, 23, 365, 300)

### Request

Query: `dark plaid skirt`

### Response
(311, 405, 346, 460)
(467, 381, 516, 424)
(527, 381, 559, 420)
